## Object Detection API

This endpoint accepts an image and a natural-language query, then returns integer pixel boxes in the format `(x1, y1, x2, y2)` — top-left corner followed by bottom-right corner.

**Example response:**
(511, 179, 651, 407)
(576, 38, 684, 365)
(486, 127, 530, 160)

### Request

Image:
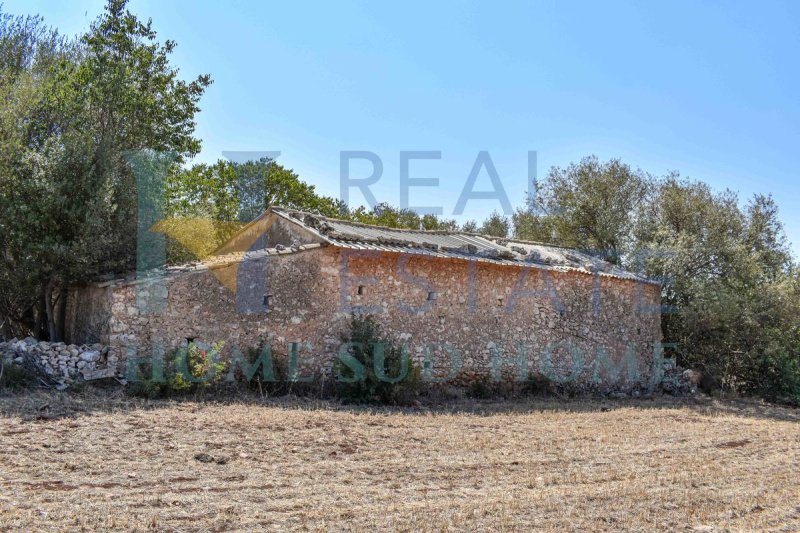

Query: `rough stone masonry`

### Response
(62, 207, 664, 392)
(0, 337, 116, 389)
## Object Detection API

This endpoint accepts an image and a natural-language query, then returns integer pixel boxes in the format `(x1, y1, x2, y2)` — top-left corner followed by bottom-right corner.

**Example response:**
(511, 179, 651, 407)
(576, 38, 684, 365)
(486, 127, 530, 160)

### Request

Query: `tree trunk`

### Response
(33, 293, 46, 339)
(44, 277, 57, 342)
(55, 286, 67, 342)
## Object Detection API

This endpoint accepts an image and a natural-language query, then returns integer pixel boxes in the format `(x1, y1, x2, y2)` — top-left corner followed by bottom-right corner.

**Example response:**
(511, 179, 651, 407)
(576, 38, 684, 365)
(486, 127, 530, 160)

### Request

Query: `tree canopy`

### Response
(0, 0, 210, 339)
(514, 157, 799, 402)
(514, 156, 650, 262)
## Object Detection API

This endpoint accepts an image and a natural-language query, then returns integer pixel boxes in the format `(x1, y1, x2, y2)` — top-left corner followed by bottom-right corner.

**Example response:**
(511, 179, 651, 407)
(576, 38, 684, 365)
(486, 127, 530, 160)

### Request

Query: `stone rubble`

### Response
(0, 337, 119, 388)
(660, 358, 698, 396)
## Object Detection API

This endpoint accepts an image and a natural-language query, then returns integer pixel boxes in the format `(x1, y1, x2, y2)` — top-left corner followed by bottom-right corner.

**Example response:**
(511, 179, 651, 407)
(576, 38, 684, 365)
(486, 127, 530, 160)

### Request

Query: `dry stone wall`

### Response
(0, 337, 117, 388)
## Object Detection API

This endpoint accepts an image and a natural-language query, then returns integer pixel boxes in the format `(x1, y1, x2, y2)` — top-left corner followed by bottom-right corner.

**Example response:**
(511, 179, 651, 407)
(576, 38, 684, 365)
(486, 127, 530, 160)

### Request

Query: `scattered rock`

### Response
(683, 369, 702, 385)
(0, 339, 118, 385)
(658, 364, 699, 396)
(82, 368, 116, 381)
(79, 351, 101, 363)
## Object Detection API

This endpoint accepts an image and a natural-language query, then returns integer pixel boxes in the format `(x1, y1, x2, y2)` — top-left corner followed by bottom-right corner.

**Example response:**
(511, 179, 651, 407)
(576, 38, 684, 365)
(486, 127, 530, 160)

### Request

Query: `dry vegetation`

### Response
(1, 390, 799, 531)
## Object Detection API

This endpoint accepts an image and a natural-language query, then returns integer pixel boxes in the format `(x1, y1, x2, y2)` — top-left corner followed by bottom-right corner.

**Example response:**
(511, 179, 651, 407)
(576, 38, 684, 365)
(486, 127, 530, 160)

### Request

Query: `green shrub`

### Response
(127, 341, 226, 398)
(0, 361, 38, 391)
(466, 379, 502, 399)
(522, 372, 558, 396)
(466, 372, 558, 399)
(168, 341, 226, 392)
(756, 351, 800, 406)
(233, 343, 291, 396)
(127, 374, 165, 399)
(334, 314, 421, 405)
(126, 357, 168, 399)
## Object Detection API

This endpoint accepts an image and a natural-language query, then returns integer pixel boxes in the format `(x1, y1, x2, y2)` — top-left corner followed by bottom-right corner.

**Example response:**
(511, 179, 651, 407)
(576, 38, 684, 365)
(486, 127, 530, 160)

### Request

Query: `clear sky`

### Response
(7, 0, 800, 253)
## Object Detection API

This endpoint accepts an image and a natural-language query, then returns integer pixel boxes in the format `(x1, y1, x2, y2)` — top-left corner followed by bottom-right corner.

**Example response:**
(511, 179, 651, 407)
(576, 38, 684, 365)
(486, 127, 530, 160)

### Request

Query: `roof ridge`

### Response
(266, 207, 656, 283)
(270, 206, 470, 236)
(271, 206, 541, 242)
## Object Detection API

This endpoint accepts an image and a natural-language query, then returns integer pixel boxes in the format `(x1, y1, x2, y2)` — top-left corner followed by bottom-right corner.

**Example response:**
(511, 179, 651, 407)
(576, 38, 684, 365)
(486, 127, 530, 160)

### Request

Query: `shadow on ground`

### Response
(1, 384, 798, 424)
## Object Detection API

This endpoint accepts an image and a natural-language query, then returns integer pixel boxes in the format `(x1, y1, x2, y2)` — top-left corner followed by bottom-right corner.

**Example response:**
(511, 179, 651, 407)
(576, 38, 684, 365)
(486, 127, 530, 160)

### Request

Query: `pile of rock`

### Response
(0, 337, 118, 388)
(659, 358, 699, 396)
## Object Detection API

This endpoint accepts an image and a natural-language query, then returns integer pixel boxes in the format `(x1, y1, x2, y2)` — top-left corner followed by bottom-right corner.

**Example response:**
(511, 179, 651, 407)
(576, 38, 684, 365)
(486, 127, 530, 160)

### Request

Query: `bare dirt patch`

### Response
(1, 391, 799, 531)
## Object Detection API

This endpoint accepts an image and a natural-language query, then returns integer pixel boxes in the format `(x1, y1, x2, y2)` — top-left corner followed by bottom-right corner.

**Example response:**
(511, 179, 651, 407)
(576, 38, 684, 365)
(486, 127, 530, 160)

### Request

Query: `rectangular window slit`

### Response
(357, 285, 365, 295)
(427, 291, 438, 301)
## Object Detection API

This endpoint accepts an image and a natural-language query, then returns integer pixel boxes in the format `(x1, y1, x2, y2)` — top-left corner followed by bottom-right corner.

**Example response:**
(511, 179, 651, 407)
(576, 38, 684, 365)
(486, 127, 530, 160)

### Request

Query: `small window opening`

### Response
(637, 327, 641, 335)
(497, 296, 504, 306)
(427, 291, 438, 301)
(357, 285, 365, 295)
(186, 337, 195, 344)
(263, 294, 273, 307)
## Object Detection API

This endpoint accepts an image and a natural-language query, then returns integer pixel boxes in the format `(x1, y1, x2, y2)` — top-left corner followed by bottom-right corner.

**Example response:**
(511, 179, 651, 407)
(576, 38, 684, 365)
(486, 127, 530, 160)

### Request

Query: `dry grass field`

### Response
(1, 391, 799, 532)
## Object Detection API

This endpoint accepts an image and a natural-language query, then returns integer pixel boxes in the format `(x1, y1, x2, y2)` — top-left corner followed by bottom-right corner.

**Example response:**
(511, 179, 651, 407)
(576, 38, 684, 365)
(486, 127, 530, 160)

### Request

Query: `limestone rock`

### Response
(80, 351, 101, 363)
(81, 367, 116, 381)
(682, 369, 702, 385)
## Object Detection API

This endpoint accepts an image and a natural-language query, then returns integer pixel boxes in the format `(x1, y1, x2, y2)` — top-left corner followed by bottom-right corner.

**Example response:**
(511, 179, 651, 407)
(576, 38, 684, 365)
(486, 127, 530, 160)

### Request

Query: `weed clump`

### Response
(334, 314, 421, 405)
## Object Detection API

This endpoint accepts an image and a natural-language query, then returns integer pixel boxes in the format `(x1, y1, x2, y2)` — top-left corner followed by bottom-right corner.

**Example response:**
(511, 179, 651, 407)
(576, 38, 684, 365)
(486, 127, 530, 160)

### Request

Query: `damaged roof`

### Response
(269, 207, 657, 284)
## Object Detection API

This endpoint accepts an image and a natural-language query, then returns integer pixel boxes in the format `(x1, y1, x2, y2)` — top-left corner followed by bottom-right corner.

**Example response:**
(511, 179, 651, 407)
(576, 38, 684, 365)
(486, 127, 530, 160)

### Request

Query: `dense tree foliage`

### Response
(345, 203, 459, 231)
(0, 11, 69, 339)
(479, 211, 511, 238)
(162, 157, 346, 263)
(516, 158, 800, 403)
(0, 0, 210, 339)
(514, 156, 650, 262)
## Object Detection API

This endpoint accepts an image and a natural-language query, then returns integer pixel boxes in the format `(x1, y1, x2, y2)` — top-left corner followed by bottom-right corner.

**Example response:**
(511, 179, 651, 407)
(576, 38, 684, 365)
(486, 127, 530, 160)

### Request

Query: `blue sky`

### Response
(7, 0, 800, 253)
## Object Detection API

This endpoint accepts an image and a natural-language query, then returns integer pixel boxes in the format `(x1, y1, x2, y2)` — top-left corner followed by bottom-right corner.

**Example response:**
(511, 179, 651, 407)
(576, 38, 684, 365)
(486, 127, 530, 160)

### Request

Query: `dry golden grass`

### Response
(1, 390, 799, 532)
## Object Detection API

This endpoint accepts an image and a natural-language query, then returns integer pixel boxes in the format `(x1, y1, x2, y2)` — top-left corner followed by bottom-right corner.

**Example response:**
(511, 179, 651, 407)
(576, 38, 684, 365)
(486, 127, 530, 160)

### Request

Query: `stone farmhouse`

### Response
(64, 207, 662, 390)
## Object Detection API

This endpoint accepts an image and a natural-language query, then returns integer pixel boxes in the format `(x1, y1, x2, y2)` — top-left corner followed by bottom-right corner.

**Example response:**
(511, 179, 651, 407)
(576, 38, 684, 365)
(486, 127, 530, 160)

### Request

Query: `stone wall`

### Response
(0, 337, 117, 388)
(64, 283, 112, 344)
(68, 246, 662, 391)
